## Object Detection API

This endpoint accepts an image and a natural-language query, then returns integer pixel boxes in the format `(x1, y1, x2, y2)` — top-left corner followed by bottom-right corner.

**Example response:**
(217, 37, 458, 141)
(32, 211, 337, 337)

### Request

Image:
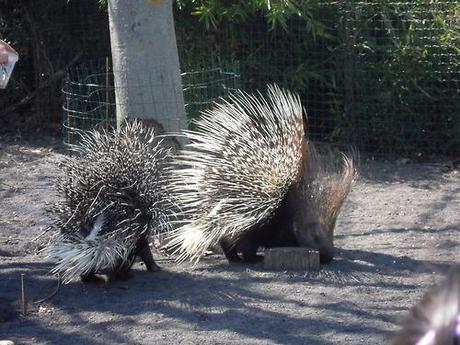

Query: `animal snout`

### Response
(319, 248, 334, 264)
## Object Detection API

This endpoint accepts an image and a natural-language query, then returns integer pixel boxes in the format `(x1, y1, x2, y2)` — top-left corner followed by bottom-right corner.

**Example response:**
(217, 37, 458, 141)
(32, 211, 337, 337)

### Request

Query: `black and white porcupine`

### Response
(166, 85, 357, 264)
(393, 266, 460, 345)
(47, 120, 170, 283)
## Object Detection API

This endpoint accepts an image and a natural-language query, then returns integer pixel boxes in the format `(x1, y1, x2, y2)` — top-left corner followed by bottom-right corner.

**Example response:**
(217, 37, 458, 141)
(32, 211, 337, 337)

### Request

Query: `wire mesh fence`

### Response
(62, 60, 241, 147)
(334, 1, 460, 158)
(181, 65, 241, 121)
(62, 59, 115, 147)
(1, 0, 458, 159)
(176, 1, 459, 159)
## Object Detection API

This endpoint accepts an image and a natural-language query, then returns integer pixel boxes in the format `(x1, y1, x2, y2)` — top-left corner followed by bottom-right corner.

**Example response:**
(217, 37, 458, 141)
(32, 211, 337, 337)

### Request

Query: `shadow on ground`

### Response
(0, 245, 455, 344)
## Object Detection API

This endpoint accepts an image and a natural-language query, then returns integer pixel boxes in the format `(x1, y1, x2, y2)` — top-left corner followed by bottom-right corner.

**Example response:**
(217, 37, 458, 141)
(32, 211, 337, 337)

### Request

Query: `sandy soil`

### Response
(0, 136, 458, 345)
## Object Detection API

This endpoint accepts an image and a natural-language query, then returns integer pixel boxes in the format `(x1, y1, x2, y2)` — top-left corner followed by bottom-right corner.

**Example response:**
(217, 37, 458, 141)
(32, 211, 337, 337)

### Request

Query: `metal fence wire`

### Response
(182, 65, 241, 122)
(2, 0, 459, 159)
(62, 61, 241, 147)
(174, 1, 459, 159)
(62, 60, 116, 147)
(328, 1, 459, 159)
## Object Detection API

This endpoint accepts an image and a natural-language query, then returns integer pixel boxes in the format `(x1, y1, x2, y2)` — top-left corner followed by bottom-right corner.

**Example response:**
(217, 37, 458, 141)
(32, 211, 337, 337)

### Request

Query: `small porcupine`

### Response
(393, 266, 460, 345)
(47, 120, 170, 283)
(166, 85, 357, 264)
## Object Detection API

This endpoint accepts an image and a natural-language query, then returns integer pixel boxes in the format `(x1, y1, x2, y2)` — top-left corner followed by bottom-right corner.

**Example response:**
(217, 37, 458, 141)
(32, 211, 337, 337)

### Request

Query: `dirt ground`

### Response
(0, 136, 458, 345)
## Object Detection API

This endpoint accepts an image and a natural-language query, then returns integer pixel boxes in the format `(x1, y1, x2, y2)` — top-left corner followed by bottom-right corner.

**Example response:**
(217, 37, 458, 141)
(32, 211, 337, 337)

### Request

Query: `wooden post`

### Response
(264, 247, 320, 271)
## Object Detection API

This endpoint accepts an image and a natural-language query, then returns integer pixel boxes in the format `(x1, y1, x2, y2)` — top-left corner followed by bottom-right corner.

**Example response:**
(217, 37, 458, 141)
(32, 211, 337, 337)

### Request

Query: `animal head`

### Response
(393, 267, 460, 345)
(288, 139, 357, 263)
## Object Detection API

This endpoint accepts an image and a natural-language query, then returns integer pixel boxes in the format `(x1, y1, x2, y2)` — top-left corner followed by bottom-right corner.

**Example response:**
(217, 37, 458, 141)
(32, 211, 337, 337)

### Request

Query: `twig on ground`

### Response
(21, 273, 27, 316)
(30, 228, 49, 242)
(32, 276, 61, 304)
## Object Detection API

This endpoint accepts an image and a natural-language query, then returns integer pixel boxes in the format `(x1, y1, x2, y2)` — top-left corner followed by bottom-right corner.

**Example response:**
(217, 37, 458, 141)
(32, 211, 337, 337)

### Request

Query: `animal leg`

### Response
(81, 271, 101, 283)
(219, 239, 242, 262)
(238, 238, 263, 262)
(136, 237, 160, 272)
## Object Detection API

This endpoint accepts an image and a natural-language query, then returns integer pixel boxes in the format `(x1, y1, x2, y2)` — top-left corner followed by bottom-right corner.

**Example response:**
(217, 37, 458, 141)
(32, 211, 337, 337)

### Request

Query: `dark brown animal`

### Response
(219, 140, 356, 264)
(166, 85, 356, 264)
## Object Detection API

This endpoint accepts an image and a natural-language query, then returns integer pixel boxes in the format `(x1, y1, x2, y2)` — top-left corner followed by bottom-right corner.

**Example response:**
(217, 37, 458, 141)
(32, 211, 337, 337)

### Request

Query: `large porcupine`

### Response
(47, 120, 170, 283)
(166, 85, 357, 264)
(393, 266, 460, 345)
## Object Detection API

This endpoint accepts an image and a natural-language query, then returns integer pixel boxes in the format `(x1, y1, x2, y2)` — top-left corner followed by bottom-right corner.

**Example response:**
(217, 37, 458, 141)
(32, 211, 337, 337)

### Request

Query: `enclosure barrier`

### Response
(62, 61, 241, 147)
(2, 0, 458, 158)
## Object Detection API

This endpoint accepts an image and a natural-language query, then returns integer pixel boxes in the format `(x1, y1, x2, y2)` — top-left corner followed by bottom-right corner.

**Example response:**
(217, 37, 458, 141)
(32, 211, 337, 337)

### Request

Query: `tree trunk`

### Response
(107, 0, 186, 133)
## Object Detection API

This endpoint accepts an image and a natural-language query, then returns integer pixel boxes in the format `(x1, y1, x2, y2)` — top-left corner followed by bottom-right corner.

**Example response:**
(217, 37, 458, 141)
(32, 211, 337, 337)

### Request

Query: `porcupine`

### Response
(166, 85, 357, 264)
(393, 266, 460, 345)
(47, 120, 170, 283)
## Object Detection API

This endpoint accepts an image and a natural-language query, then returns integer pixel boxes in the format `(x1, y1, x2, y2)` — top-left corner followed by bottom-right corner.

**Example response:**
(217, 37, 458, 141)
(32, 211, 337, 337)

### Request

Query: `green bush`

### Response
(174, 0, 460, 158)
(1, 0, 458, 157)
